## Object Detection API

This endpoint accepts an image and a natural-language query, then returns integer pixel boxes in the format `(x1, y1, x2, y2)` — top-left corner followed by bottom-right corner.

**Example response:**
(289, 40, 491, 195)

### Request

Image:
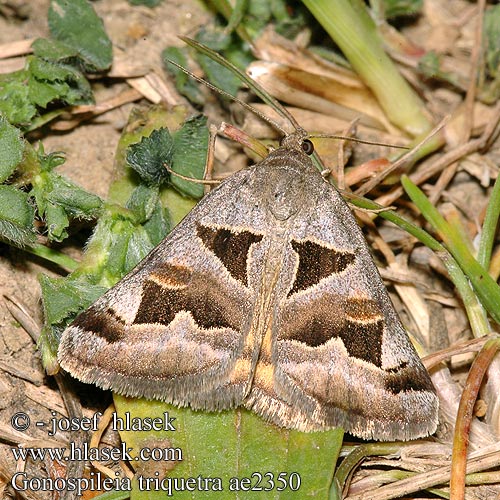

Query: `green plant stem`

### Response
(477, 172, 500, 269)
(26, 243, 79, 272)
(344, 190, 443, 252)
(439, 252, 490, 338)
(333, 442, 402, 495)
(301, 0, 432, 137)
(401, 175, 500, 325)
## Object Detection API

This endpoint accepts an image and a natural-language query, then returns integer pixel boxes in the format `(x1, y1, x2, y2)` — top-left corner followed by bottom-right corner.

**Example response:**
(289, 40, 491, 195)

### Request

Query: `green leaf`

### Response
(38, 147, 66, 172)
(84, 214, 155, 284)
(48, 174, 103, 218)
(127, 128, 174, 185)
(170, 114, 208, 199)
(48, 0, 113, 72)
(143, 201, 172, 246)
(125, 225, 155, 270)
(114, 396, 343, 500)
(39, 274, 108, 365)
(0, 114, 25, 182)
(126, 184, 160, 224)
(402, 175, 500, 324)
(0, 55, 93, 126)
(0, 69, 37, 124)
(32, 37, 79, 63)
(195, 29, 243, 98)
(162, 47, 205, 105)
(39, 274, 107, 327)
(417, 51, 459, 87)
(45, 202, 70, 241)
(0, 185, 35, 246)
(28, 56, 93, 107)
(377, 0, 422, 19)
(31, 169, 103, 242)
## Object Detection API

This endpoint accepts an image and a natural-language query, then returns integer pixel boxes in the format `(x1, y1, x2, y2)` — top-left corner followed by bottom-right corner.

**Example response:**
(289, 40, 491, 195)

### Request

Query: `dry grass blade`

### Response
(347, 443, 500, 500)
(450, 338, 500, 500)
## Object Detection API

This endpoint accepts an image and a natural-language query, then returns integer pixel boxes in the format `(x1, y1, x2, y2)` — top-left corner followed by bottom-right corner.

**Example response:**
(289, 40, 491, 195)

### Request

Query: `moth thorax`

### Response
(264, 169, 305, 221)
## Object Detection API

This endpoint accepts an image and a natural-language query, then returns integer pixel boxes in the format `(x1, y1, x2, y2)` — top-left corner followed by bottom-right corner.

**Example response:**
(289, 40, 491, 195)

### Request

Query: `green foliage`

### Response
(0, 1, 112, 247)
(114, 395, 343, 500)
(0, 0, 112, 127)
(29, 56, 93, 107)
(27, 146, 103, 242)
(246, 0, 308, 38)
(126, 115, 208, 199)
(31, 172, 104, 242)
(162, 47, 205, 105)
(195, 28, 250, 99)
(0, 136, 104, 248)
(484, 5, 500, 79)
(0, 114, 24, 182)
(169, 114, 208, 199)
(38, 273, 108, 370)
(32, 38, 79, 63)
(302, 0, 433, 137)
(39, 274, 107, 327)
(207, 0, 309, 39)
(0, 64, 36, 126)
(48, 0, 113, 72)
(163, 0, 308, 106)
(377, 0, 422, 19)
(127, 128, 174, 185)
(417, 51, 459, 87)
(0, 56, 93, 126)
(0, 185, 36, 246)
(402, 176, 500, 325)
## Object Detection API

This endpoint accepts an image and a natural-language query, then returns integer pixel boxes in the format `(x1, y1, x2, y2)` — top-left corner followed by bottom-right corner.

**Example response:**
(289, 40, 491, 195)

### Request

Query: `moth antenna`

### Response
(165, 59, 290, 137)
(335, 117, 359, 190)
(355, 117, 448, 196)
(309, 133, 410, 150)
(180, 36, 305, 134)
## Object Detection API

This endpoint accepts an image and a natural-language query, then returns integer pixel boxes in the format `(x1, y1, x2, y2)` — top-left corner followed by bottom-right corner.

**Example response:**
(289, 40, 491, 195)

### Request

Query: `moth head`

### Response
(279, 130, 314, 156)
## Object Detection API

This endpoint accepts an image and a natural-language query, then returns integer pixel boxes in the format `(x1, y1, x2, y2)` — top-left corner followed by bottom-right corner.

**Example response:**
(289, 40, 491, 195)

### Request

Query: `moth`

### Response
(58, 120, 439, 441)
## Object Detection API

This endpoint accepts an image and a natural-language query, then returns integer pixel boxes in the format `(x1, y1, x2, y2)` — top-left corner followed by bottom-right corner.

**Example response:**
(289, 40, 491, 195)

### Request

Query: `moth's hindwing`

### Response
(58, 133, 438, 441)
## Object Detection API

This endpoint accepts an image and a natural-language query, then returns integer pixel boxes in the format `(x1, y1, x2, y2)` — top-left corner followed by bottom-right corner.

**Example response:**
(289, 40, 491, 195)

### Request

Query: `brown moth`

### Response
(58, 126, 439, 441)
